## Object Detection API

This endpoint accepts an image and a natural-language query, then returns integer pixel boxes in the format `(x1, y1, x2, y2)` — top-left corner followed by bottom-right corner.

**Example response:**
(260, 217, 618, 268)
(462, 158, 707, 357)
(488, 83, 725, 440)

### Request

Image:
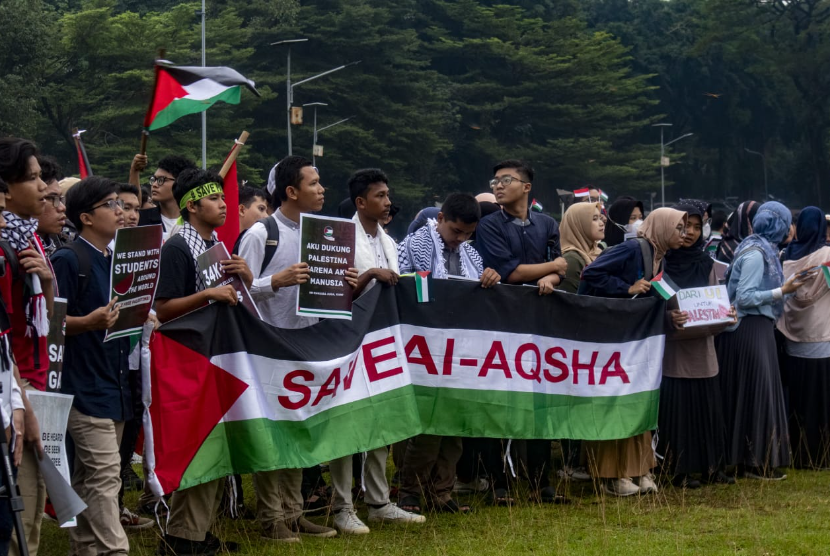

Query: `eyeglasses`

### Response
(149, 175, 175, 186)
(43, 194, 64, 209)
(88, 198, 125, 212)
(489, 175, 529, 189)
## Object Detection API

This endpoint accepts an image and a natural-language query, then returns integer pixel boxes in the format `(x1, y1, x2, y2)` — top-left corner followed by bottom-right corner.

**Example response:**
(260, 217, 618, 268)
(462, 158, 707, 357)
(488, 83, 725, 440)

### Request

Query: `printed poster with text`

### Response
(196, 242, 262, 319)
(105, 225, 163, 341)
(46, 297, 67, 392)
(297, 214, 356, 320)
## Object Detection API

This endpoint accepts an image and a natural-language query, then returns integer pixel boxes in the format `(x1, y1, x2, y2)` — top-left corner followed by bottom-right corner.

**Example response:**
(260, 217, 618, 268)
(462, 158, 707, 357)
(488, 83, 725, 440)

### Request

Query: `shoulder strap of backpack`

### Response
(0, 240, 20, 280)
(259, 216, 280, 276)
(55, 241, 92, 297)
(635, 237, 655, 281)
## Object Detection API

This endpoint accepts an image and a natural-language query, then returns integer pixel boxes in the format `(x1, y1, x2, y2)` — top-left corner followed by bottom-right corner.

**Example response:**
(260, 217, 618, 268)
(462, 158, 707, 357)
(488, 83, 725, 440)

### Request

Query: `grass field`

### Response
(38, 461, 830, 556)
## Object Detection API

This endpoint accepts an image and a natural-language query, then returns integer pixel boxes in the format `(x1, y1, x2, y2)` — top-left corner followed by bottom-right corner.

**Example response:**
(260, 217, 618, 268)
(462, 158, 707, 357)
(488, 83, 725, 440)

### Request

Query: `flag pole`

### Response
(219, 131, 249, 178)
(140, 50, 166, 158)
(72, 128, 93, 177)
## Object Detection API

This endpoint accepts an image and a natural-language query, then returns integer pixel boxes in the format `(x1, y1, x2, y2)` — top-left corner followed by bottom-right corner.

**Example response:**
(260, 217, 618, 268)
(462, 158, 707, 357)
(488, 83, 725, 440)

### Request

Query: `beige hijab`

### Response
(561, 202, 603, 265)
(637, 207, 687, 276)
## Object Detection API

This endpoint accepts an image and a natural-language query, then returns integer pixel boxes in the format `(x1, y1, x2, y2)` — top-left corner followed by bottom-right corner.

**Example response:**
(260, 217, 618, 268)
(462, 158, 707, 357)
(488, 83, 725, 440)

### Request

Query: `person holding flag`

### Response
(154, 169, 252, 555)
(579, 207, 688, 496)
(777, 207, 830, 469)
(716, 202, 811, 481)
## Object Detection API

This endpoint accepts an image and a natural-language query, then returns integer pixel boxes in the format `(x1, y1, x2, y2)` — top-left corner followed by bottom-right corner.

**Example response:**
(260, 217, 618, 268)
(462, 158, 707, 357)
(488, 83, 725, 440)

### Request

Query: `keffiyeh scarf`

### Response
(399, 219, 483, 279)
(1, 211, 49, 338)
(177, 222, 217, 292)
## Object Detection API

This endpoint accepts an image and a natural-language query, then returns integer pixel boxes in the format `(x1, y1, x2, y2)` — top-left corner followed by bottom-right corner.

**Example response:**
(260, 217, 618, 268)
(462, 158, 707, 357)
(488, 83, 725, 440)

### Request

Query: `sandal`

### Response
(491, 488, 515, 507)
(430, 499, 473, 514)
(398, 494, 422, 514)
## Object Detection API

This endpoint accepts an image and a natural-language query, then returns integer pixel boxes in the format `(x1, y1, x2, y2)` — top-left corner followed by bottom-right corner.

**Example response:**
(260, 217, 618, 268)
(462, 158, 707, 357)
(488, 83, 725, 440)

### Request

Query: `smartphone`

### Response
(797, 266, 820, 277)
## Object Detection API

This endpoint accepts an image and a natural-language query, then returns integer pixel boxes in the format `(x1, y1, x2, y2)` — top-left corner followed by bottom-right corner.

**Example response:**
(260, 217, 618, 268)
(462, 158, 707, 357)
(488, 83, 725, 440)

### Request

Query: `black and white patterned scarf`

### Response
(397, 218, 483, 278)
(1, 211, 49, 337)
(177, 222, 217, 292)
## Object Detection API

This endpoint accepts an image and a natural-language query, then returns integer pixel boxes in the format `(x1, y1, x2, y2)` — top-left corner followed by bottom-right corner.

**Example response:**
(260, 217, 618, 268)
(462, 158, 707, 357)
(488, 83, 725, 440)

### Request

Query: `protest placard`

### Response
(676, 285, 732, 328)
(45, 297, 67, 392)
(296, 214, 356, 319)
(196, 242, 261, 319)
(105, 225, 163, 341)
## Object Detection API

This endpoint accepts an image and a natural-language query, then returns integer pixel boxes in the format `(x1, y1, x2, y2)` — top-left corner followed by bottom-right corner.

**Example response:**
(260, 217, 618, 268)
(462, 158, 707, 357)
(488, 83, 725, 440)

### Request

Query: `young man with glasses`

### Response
(138, 155, 197, 240)
(0, 138, 52, 556)
(36, 155, 67, 257)
(50, 176, 132, 556)
(475, 159, 568, 505)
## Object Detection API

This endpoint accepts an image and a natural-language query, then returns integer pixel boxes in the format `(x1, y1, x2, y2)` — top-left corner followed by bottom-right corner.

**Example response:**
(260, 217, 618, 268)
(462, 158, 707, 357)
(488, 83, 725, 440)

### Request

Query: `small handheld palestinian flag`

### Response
(415, 271, 432, 303)
(599, 190, 609, 203)
(573, 187, 590, 199)
(144, 62, 260, 131)
(531, 199, 543, 212)
(650, 271, 679, 300)
(822, 262, 830, 288)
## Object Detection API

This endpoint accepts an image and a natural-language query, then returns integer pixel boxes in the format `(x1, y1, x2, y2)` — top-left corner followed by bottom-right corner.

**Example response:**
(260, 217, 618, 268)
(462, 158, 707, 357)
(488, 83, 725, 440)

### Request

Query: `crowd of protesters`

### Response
(0, 135, 829, 556)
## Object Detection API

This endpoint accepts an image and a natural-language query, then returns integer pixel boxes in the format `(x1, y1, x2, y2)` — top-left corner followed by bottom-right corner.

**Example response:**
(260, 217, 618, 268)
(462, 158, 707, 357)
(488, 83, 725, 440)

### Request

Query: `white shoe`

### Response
(635, 474, 659, 494)
(603, 478, 640, 497)
(571, 467, 592, 482)
(453, 477, 489, 494)
(367, 503, 426, 524)
(333, 510, 370, 535)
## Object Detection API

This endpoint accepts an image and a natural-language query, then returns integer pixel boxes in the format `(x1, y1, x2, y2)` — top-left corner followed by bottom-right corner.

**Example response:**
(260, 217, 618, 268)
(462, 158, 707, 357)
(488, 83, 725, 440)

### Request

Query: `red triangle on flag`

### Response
(144, 68, 189, 129)
(149, 332, 249, 493)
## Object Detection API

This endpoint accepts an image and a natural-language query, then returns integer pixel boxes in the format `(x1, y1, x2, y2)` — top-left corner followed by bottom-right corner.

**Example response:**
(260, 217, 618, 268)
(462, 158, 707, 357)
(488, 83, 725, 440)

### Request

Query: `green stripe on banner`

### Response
(148, 86, 241, 131)
(178, 386, 659, 490)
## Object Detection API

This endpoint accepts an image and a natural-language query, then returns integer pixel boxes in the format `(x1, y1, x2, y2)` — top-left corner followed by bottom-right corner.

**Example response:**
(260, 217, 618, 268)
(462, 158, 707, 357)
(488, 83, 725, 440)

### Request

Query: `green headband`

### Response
(178, 182, 223, 211)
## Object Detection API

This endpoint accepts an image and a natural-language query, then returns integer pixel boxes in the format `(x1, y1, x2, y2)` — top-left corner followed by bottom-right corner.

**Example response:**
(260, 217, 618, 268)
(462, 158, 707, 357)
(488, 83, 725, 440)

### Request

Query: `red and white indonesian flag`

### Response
(143, 63, 260, 131)
(145, 279, 667, 495)
(573, 187, 591, 198)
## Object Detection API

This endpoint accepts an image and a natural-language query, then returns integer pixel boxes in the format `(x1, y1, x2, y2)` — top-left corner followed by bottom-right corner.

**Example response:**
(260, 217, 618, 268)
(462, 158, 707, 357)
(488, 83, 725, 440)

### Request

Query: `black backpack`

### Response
(232, 217, 280, 277)
(53, 241, 93, 298)
(0, 240, 20, 281)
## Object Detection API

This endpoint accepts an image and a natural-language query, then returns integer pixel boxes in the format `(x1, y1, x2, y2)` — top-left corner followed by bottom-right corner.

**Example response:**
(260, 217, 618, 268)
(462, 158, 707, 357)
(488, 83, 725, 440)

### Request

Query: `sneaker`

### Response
(635, 474, 659, 494)
(334, 509, 370, 535)
(367, 503, 427, 524)
(603, 478, 640, 497)
(744, 467, 787, 481)
(571, 467, 592, 482)
(453, 477, 489, 494)
(260, 521, 300, 543)
(121, 467, 145, 492)
(120, 507, 154, 530)
(157, 535, 216, 556)
(292, 516, 337, 538)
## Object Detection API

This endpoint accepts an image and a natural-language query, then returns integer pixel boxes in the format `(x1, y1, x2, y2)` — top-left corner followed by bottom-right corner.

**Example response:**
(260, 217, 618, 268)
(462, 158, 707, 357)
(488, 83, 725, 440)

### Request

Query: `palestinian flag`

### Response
(573, 187, 590, 198)
(215, 160, 239, 253)
(145, 278, 666, 494)
(599, 190, 609, 203)
(415, 271, 431, 302)
(530, 199, 543, 213)
(822, 262, 830, 288)
(651, 270, 679, 300)
(143, 63, 260, 131)
(72, 130, 92, 178)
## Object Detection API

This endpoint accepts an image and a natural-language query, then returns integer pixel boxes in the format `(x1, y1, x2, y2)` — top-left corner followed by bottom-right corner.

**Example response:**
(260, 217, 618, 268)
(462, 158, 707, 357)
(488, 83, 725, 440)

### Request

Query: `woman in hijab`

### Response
(716, 202, 814, 480)
(715, 200, 759, 264)
(604, 196, 644, 247)
(658, 201, 734, 489)
(580, 208, 688, 496)
(778, 207, 830, 468)
(557, 202, 604, 294)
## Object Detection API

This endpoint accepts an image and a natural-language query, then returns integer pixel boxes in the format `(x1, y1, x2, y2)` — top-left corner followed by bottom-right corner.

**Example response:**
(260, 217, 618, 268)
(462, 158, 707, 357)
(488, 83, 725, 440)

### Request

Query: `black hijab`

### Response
(665, 202, 714, 289)
(605, 196, 644, 247)
(716, 200, 759, 263)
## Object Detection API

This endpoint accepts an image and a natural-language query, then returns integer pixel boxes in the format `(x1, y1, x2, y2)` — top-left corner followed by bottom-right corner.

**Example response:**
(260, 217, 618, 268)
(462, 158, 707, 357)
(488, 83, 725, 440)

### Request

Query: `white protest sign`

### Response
(676, 285, 732, 328)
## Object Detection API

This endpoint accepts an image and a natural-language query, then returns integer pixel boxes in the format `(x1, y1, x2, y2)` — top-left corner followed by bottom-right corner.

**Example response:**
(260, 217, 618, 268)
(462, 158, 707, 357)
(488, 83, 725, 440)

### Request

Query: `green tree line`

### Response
(2, 0, 829, 216)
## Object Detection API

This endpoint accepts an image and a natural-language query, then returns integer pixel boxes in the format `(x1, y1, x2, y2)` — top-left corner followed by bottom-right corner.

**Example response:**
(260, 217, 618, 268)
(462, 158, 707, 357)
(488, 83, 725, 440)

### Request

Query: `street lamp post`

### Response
(271, 39, 360, 156)
(652, 123, 693, 206)
(314, 116, 354, 166)
(197, 0, 207, 169)
(302, 102, 328, 166)
(744, 147, 768, 200)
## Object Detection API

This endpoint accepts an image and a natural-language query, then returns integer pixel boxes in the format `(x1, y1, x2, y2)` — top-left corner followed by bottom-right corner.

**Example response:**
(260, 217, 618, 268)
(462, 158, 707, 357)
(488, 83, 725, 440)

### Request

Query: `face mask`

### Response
(702, 222, 712, 241)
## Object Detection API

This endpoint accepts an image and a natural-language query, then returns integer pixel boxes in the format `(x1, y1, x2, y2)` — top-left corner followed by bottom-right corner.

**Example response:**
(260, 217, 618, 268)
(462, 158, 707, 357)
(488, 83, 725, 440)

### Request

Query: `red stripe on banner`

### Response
(216, 160, 240, 252)
(144, 68, 189, 129)
(149, 333, 248, 492)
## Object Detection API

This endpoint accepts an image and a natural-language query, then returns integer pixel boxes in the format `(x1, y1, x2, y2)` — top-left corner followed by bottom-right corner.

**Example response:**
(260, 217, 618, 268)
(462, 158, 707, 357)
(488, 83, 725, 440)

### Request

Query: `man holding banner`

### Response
(154, 168, 250, 555)
(51, 177, 131, 556)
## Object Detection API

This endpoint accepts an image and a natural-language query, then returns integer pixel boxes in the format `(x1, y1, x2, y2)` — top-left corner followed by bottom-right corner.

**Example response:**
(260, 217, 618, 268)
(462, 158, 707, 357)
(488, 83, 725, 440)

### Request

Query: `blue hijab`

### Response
(731, 201, 791, 317)
(783, 206, 827, 261)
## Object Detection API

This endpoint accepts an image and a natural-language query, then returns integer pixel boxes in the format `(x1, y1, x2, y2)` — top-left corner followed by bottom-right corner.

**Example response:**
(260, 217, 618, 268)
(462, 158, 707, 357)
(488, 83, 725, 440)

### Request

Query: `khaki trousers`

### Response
(10, 384, 47, 556)
(330, 447, 389, 512)
(67, 407, 128, 556)
(167, 479, 223, 541)
(398, 435, 463, 505)
(584, 432, 656, 479)
(253, 468, 303, 526)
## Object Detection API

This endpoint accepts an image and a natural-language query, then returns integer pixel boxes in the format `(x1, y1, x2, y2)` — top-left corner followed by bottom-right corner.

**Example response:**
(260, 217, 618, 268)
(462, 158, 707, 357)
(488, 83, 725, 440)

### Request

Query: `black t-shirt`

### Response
(156, 234, 216, 300)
